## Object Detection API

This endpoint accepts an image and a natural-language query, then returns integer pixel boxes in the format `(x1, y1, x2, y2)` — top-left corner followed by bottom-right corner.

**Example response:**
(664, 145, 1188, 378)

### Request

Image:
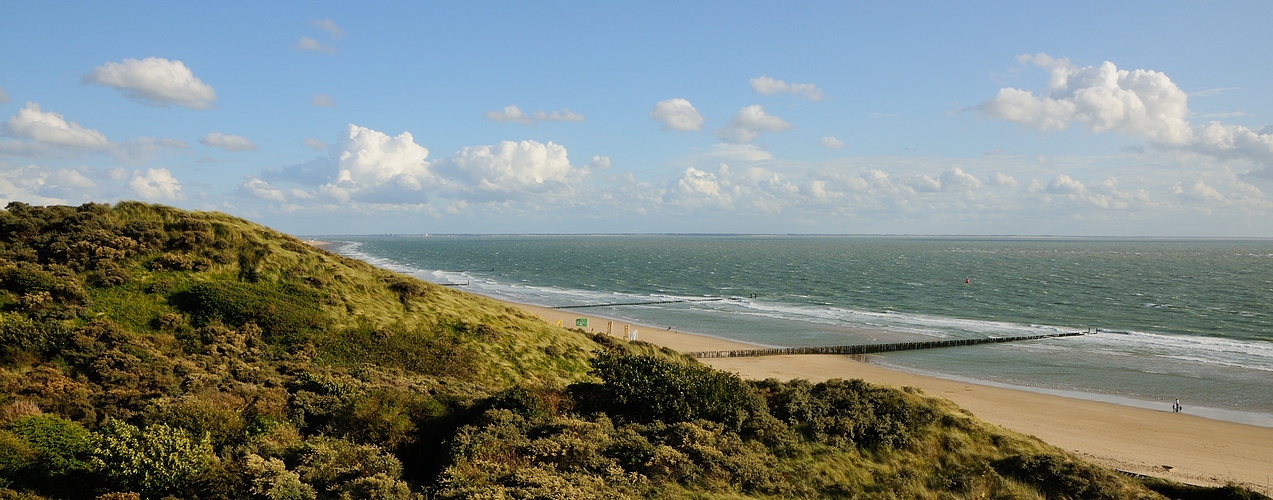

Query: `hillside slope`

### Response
(0, 202, 1259, 499)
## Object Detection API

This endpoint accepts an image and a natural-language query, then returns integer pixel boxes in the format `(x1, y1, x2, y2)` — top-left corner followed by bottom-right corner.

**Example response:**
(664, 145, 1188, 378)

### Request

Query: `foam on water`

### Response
(325, 235, 1273, 426)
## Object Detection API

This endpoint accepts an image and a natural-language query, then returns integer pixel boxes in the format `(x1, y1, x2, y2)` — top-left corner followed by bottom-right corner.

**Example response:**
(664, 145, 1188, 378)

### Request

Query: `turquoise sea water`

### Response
(329, 235, 1273, 426)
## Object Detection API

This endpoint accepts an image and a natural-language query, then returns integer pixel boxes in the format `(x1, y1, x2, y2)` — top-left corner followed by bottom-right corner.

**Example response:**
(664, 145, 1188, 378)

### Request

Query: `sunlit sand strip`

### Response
(510, 300, 1273, 491)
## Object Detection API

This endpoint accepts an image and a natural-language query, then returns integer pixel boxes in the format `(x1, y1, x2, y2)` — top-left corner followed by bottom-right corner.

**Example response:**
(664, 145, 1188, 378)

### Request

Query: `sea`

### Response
(325, 235, 1273, 427)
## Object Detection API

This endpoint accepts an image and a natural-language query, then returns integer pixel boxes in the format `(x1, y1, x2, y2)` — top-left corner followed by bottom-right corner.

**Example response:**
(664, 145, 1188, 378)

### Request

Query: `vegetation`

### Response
(0, 201, 1264, 499)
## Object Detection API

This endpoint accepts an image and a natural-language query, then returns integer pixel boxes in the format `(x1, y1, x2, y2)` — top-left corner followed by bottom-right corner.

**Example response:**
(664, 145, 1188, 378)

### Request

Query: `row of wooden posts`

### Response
(684, 331, 1085, 359)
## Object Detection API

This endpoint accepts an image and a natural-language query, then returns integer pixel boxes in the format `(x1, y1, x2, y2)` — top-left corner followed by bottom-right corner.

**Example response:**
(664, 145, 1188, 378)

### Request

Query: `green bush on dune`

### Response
(0, 201, 1264, 499)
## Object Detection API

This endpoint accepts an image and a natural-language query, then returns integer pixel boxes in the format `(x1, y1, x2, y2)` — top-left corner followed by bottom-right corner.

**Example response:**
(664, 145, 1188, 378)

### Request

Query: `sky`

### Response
(2, 1, 1272, 236)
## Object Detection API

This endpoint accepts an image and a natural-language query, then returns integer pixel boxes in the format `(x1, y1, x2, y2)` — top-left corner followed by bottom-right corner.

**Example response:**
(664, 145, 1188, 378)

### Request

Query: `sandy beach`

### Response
(514, 301, 1273, 490)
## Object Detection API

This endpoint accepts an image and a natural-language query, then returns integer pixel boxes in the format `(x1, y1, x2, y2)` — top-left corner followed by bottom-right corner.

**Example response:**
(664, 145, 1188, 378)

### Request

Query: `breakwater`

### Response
(686, 332, 1085, 358)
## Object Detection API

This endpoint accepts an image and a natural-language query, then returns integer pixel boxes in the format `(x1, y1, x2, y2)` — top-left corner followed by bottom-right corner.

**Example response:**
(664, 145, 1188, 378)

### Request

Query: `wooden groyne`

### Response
(686, 332, 1084, 359)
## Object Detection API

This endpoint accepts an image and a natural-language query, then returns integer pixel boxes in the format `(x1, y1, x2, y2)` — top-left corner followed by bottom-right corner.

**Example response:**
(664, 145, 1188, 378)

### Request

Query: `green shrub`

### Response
(90, 420, 214, 497)
(243, 453, 316, 500)
(759, 378, 937, 450)
(293, 437, 405, 496)
(581, 351, 768, 432)
(172, 281, 325, 344)
(991, 453, 1128, 500)
(4, 414, 92, 478)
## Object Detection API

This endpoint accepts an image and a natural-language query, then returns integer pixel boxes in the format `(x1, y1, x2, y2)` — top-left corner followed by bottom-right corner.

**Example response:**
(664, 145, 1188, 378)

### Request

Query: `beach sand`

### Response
(515, 301, 1273, 490)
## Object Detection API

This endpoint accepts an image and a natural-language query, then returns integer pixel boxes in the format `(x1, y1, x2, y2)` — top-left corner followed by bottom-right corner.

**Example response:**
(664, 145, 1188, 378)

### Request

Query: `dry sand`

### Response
(516, 301, 1273, 490)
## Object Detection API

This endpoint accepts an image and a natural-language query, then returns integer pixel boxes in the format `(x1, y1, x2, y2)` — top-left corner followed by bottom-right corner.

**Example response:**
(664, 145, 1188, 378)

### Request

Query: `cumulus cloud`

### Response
(238, 177, 287, 202)
(314, 18, 344, 38)
(0, 87, 8, 104)
(129, 168, 182, 201)
(85, 57, 217, 109)
(437, 140, 586, 197)
(294, 36, 336, 54)
(1, 104, 185, 163)
(199, 133, 259, 152)
(750, 76, 824, 101)
(245, 123, 600, 209)
(484, 105, 584, 125)
(485, 105, 531, 125)
(311, 93, 336, 107)
(0, 164, 100, 205)
(303, 138, 328, 151)
(979, 55, 1191, 143)
(5, 103, 110, 149)
(988, 172, 1019, 187)
(716, 105, 792, 144)
(329, 124, 433, 195)
(587, 156, 611, 170)
(940, 167, 982, 191)
(979, 53, 1273, 175)
(819, 136, 845, 149)
(650, 98, 704, 132)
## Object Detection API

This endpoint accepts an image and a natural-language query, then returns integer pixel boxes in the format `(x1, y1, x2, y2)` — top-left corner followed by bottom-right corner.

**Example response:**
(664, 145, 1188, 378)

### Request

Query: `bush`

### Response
(172, 282, 325, 344)
(991, 453, 1127, 500)
(580, 351, 768, 432)
(90, 420, 214, 498)
(759, 378, 937, 450)
(4, 414, 92, 479)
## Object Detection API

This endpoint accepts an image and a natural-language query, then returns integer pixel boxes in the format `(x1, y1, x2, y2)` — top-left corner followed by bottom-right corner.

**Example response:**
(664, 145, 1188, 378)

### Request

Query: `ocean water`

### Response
(327, 235, 1273, 426)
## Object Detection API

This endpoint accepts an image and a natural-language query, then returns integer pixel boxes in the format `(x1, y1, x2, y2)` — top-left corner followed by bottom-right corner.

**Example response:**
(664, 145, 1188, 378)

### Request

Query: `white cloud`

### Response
(314, 18, 344, 39)
(980, 54, 1273, 176)
(819, 136, 845, 149)
(979, 54, 1191, 143)
(1188, 87, 1239, 98)
(750, 76, 824, 101)
(439, 140, 583, 196)
(1046, 174, 1086, 195)
(129, 168, 182, 201)
(303, 138, 328, 151)
(1191, 121, 1273, 174)
(706, 143, 773, 162)
(5, 103, 110, 149)
(294, 37, 336, 54)
(716, 105, 792, 144)
(484, 105, 584, 125)
(485, 105, 531, 125)
(238, 177, 286, 202)
(940, 167, 982, 191)
(988, 172, 1019, 187)
(311, 93, 336, 107)
(587, 156, 611, 170)
(199, 133, 259, 152)
(331, 124, 432, 193)
(85, 57, 217, 109)
(532, 109, 585, 122)
(650, 98, 704, 132)
(0, 87, 8, 104)
(0, 164, 99, 205)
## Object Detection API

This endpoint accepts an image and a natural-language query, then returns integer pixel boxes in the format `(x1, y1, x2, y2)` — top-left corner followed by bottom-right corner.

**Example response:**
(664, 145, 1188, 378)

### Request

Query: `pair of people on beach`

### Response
(1172, 399, 1183, 413)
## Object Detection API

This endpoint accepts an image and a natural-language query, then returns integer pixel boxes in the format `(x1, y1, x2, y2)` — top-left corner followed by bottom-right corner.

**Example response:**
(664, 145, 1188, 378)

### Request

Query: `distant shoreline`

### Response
(498, 297, 1273, 490)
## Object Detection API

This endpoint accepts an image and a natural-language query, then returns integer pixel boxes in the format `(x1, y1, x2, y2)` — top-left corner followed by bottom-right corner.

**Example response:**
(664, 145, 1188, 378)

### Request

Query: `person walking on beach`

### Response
(1173, 399, 1182, 413)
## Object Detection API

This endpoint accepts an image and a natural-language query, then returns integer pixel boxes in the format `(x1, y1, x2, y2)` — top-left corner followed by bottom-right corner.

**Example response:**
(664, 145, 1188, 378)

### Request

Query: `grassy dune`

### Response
(0, 202, 1262, 499)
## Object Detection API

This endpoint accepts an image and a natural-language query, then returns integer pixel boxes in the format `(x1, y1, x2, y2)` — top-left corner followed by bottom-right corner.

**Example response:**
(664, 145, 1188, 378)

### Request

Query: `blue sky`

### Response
(2, 1, 1271, 236)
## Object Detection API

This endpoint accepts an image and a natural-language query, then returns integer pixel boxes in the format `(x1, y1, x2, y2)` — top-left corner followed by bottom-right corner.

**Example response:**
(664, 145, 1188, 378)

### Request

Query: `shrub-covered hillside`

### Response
(0, 202, 1261, 499)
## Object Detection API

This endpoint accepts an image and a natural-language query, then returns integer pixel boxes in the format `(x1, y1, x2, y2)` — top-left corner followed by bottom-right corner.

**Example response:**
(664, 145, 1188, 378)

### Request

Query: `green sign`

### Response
(575, 318, 588, 327)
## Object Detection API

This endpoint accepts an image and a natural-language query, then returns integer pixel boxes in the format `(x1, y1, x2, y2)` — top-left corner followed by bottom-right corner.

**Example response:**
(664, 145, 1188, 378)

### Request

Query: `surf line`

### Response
(686, 332, 1085, 358)
(552, 298, 726, 309)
